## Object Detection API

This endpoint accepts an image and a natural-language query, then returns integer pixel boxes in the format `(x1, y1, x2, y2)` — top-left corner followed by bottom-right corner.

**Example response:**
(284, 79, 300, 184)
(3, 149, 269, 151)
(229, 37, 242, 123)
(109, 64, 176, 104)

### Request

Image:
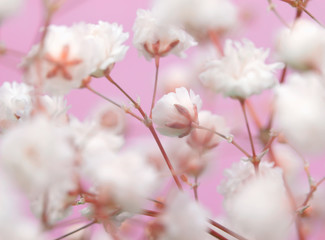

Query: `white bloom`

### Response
(0, 81, 33, 130)
(0, 0, 23, 21)
(219, 160, 292, 240)
(84, 150, 160, 213)
(72, 21, 129, 77)
(152, 87, 202, 137)
(69, 116, 124, 157)
(153, 0, 238, 40)
(0, 175, 44, 240)
(90, 103, 126, 134)
(133, 9, 197, 60)
(152, 192, 209, 240)
(199, 39, 283, 99)
(276, 19, 325, 71)
(23, 24, 100, 95)
(187, 111, 229, 153)
(39, 95, 69, 123)
(0, 116, 76, 195)
(274, 73, 325, 153)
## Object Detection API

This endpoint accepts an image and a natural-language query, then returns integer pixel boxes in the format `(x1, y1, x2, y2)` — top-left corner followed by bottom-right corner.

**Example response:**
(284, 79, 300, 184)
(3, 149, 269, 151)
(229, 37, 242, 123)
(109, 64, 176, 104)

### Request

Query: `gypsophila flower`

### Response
(72, 21, 129, 77)
(23, 24, 101, 95)
(148, 192, 209, 240)
(0, 115, 76, 196)
(0, 81, 33, 130)
(187, 110, 229, 153)
(199, 39, 284, 99)
(276, 19, 325, 72)
(133, 9, 197, 60)
(152, 87, 202, 137)
(153, 0, 238, 40)
(274, 73, 325, 153)
(219, 160, 292, 240)
(0, 174, 44, 240)
(83, 150, 160, 213)
(89, 103, 126, 134)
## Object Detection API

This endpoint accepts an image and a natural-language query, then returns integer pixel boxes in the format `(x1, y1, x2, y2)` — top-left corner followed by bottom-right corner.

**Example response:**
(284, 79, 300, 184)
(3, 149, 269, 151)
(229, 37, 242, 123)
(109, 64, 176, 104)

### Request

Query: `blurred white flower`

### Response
(39, 95, 69, 124)
(90, 103, 126, 134)
(219, 160, 292, 240)
(0, 81, 33, 130)
(276, 19, 325, 72)
(23, 25, 100, 95)
(133, 9, 197, 60)
(199, 39, 283, 99)
(187, 110, 229, 153)
(72, 21, 129, 77)
(0, 175, 44, 240)
(149, 192, 209, 240)
(274, 73, 325, 153)
(84, 150, 160, 213)
(0, 115, 76, 196)
(0, 0, 23, 21)
(152, 87, 202, 137)
(153, 0, 238, 40)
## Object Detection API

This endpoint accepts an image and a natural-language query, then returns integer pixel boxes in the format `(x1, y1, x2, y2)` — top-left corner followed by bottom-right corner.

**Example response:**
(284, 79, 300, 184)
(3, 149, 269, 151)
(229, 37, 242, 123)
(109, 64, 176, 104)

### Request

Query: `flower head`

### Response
(274, 73, 325, 153)
(199, 39, 283, 99)
(133, 9, 197, 60)
(276, 19, 325, 72)
(153, 0, 238, 40)
(72, 21, 129, 77)
(152, 87, 202, 137)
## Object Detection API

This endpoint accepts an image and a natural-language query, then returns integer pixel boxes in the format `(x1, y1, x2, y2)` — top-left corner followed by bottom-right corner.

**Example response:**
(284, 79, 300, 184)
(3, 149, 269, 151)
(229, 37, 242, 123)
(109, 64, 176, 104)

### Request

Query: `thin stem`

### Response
(267, 0, 290, 27)
(54, 220, 96, 240)
(240, 100, 256, 158)
(245, 100, 262, 129)
(300, 6, 325, 27)
(280, 65, 288, 84)
(105, 75, 183, 190)
(148, 125, 183, 190)
(150, 55, 160, 118)
(208, 229, 228, 240)
(300, 177, 325, 209)
(193, 176, 199, 202)
(208, 30, 224, 56)
(193, 124, 251, 158)
(209, 219, 248, 240)
(86, 85, 143, 122)
(141, 209, 160, 217)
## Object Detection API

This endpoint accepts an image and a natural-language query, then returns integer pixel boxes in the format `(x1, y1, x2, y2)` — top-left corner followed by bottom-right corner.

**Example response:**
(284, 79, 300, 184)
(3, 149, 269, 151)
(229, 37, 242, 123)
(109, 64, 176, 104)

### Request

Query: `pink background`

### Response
(1, 0, 325, 239)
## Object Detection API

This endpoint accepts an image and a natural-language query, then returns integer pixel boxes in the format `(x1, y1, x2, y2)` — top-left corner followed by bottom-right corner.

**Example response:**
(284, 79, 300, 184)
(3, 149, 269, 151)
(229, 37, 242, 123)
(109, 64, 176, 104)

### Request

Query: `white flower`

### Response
(152, 87, 202, 137)
(274, 73, 325, 153)
(199, 39, 284, 99)
(23, 24, 100, 95)
(0, 81, 33, 130)
(133, 9, 197, 60)
(72, 21, 129, 77)
(0, 0, 23, 21)
(0, 174, 44, 240)
(275, 19, 325, 71)
(153, 0, 238, 40)
(0, 115, 76, 196)
(186, 111, 229, 153)
(84, 150, 160, 213)
(151, 192, 209, 240)
(89, 103, 126, 134)
(39, 95, 69, 124)
(219, 160, 292, 240)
